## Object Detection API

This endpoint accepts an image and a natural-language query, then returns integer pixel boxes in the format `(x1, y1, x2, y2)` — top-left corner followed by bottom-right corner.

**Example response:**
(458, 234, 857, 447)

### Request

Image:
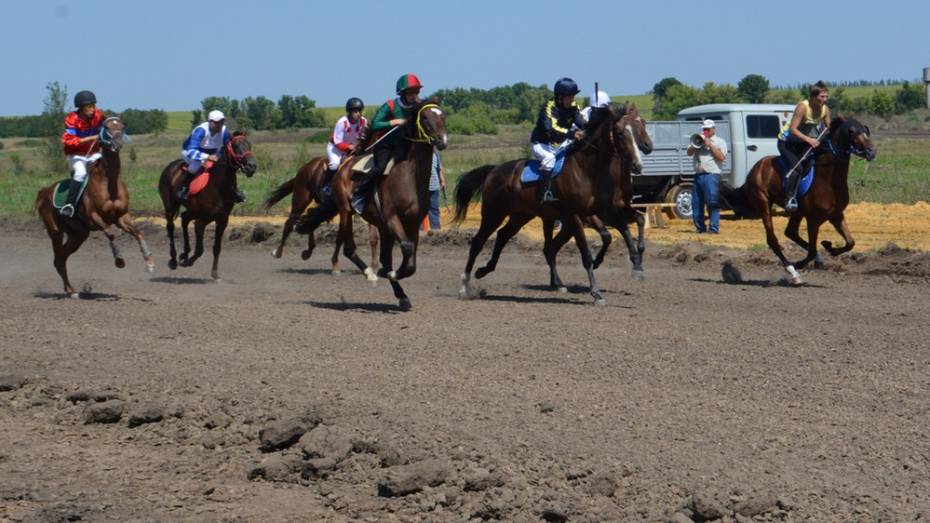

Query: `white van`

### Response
(635, 103, 796, 218)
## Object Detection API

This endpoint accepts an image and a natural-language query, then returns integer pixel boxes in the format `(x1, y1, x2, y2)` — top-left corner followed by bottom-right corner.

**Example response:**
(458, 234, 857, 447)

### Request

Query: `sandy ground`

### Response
(1, 218, 929, 522)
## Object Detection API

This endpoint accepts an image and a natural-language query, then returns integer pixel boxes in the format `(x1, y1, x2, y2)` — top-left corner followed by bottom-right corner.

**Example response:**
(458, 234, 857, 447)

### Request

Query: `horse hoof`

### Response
(69, 292, 80, 299)
(331, 269, 342, 276)
(558, 286, 568, 294)
(364, 267, 378, 283)
(398, 297, 412, 311)
(271, 248, 282, 259)
(300, 250, 312, 260)
(387, 270, 397, 281)
(458, 288, 469, 300)
(145, 263, 156, 273)
(631, 269, 645, 281)
(115, 258, 126, 269)
(168, 259, 178, 270)
(594, 298, 606, 307)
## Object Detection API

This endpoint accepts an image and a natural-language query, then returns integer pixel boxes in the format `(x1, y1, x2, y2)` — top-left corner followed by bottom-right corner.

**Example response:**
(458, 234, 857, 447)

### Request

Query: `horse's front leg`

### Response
(88, 213, 126, 269)
(794, 217, 826, 271)
(210, 215, 228, 280)
(543, 217, 574, 292)
(821, 213, 856, 257)
(338, 210, 375, 282)
(568, 215, 604, 305)
(761, 206, 801, 284)
(591, 218, 612, 270)
(178, 211, 193, 266)
(606, 208, 644, 280)
(186, 218, 207, 267)
(476, 213, 532, 280)
(117, 214, 155, 273)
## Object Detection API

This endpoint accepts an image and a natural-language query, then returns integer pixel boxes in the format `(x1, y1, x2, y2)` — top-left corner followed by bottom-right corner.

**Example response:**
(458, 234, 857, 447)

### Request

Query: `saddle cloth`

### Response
(775, 156, 815, 199)
(351, 154, 394, 176)
(52, 177, 91, 209)
(520, 154, 567, 184)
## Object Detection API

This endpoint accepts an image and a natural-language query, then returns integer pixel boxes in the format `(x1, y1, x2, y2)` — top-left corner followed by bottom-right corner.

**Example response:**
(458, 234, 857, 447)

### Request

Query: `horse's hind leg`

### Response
(178, 211, 192, 266)
(273, 212, 298, 259)
(794, 217, 826, 271)
(210, 216, 228, 280)
(117, 214, 155, 273)
(460, 209, 507, 298)
(821, 213, 856, 257)
(165, 207, 179, 269)
(475, 213, 532, 280)
(568, 215, 604, 305)
(185, 219, 207, 267)
(543, 219, 574, 292)
(337, 210, 375, 281)
(591, 219, 612, 270)
(54, 228, 89, 298)
(369, 224, 380, 271)
(607, 208, 645, 280)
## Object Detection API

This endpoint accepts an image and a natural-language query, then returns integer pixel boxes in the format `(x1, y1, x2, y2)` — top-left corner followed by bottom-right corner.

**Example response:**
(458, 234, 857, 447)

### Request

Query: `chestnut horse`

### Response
(35, 116, 155, 297)
(296, 100, 447, 310)
(263, 155, 379, 273)
(158, 132, 257, 280)
(453, 104, 645, 305)
(721, 116, 875, 283)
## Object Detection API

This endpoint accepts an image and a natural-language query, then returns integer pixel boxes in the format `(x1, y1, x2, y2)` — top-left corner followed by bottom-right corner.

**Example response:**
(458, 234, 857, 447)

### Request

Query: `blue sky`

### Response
(5, 0, 927, 116)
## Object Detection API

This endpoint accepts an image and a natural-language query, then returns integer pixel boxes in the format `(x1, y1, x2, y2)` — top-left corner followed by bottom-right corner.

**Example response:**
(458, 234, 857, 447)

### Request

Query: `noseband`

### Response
(222, 135, 254, 170)
(409, 103, 442, 144)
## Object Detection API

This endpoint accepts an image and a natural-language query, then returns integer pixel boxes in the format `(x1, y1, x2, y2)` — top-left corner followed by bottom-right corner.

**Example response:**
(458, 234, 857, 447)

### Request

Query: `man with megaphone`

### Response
(687, 119, 728, 234)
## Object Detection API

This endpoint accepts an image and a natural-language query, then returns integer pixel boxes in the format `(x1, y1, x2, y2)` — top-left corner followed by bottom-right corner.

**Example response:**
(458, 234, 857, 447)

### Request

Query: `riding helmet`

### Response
(345, 97, 365, 112)
(553, 78, 580, 97)
(74, 90, 97, 108)
(396, 74, 423, 95)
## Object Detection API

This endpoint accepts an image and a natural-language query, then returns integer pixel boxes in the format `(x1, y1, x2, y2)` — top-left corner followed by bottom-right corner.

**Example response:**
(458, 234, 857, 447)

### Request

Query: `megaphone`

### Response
(690, 133, 705, 149)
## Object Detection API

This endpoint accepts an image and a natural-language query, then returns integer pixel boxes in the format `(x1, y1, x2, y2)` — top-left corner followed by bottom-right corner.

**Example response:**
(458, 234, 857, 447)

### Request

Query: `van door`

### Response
(744, 112, 784, 175)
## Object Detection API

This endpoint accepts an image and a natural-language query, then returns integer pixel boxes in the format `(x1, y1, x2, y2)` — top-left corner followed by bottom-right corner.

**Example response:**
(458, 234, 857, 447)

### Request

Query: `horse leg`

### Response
(53, 228, 89, 298)
(178, 211, 192, 266)
(117, 214, 155, 273)
(543, 220, 575, 292)
(383, 214, 414, 280)
(794, 216, 825, 271)
(591, 220, 612, 271)
(784, 213, 825, 269)
(85, 212, 126, 269)
(606, 208, 645, 280)
(476, 213, 532, 280)
(821, 213, 856, 257)
(337, 210, 375, 282)
(761, 207, 801, 284)
(186, 219, 207, 267)
(460, 209, 507, 298)
(369, 224, 380, 271)
(568, 215, 604, 305)
(165, 207, 179, 270)
(210, 216, 228, 280)
(377, 225, 395, 278)
(331, 232, 343, 274)
(273, 212, 298, 259)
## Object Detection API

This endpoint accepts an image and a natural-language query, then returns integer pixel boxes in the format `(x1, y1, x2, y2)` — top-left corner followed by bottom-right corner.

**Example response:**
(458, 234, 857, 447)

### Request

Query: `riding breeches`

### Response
(531, 142, 557, 171)
(325, 143, 346, 171)
(68, 153, 102, 182)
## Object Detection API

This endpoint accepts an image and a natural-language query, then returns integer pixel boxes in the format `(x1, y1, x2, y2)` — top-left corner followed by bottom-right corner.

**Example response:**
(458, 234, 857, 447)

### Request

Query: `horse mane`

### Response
(576, 103, 628, 152)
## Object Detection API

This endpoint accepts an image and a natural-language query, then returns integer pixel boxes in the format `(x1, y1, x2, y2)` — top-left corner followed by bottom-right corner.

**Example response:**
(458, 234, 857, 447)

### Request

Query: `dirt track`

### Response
(1, 220, 929, 522)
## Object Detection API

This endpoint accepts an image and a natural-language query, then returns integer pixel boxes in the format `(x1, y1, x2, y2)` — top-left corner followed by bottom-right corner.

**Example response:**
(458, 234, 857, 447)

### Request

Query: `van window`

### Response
(684, 115, 723, 122)
(746, 115, 780, 138)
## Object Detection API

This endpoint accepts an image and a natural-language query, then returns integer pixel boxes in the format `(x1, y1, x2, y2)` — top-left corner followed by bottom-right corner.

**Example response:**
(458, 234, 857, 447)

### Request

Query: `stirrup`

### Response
(785, 197, 798, 212)
(350, 194, 366, 215)
(177, 188, 189, 201)
(541, 190, 558, 203)
(59, 204, 75, 218)
(321, 184, 332, 196)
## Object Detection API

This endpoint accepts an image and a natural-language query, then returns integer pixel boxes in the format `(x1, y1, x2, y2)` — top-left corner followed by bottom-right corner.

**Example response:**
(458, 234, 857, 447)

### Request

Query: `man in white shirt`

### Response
(687, 119, 728, 233)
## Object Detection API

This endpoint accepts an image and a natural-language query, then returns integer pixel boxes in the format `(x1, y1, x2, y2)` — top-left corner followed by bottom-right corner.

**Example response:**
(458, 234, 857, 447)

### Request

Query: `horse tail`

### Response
(263, 178, 295, 210)
(719, 182, 758, 219)
(33, 187, 46, 216)
(453, 164, 495, 223)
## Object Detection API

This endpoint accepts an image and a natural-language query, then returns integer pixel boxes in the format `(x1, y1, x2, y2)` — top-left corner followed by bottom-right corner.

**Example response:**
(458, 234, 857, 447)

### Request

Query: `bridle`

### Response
(221, 135, 255, 171)
(409, 103, 443, 145)
(99, 117, 124, 151)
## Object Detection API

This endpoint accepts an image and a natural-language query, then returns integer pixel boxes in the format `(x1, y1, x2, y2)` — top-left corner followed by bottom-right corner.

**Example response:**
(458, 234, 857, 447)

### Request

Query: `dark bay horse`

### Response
(158, 132, 257, 280)
(263, 155, 379, 273)
(453, 104, 645, 305)
(721, 116, 875, 283)
(541, 113, 654, 289)
(296, 100, 447, 310)
(35, 116, 155, 297)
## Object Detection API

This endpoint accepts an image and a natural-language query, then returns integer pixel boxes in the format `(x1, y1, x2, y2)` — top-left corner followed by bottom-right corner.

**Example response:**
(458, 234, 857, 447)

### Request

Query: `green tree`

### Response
(241, 96, 280, 130)
(652, 77, 683, 117)
(42, 81, 69, 175)
(869, 90, 895, 119)
(895, 82, 925, 112)
(737, 74, 769, 103)
(653, 83, 701, 120)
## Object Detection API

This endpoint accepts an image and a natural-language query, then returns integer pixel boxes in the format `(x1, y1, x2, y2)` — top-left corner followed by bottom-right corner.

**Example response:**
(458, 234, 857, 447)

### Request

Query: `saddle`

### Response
(181, 161, 214, 197)
(351, 153, 394, 176)
(520, 153, 568, 184)
(52, 177, 90, 210)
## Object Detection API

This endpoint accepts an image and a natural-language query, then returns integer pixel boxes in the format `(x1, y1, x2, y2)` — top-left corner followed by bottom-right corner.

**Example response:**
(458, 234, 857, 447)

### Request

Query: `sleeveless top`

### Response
(779, 100, 828, 142)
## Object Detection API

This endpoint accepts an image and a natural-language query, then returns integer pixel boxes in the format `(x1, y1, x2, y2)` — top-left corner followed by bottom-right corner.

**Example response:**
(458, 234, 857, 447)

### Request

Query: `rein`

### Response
(221, 135, 254, 171)
(409, 103, 441, 144)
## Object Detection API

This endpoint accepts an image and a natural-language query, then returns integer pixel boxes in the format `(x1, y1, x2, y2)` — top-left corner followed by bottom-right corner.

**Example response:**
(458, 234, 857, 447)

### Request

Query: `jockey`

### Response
(178, 110, 244, 203)
(322, 97, 368, 196)
(350, 74, 422, 215)
(580, 89, 611, 123)
(778, 80, 831, 211)
(530, 77, 586, 203)
(59, 90, 106, 217)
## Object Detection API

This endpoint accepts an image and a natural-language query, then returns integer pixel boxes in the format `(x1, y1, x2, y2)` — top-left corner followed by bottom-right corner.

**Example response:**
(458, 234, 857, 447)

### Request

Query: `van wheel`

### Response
(664, 184, 693, 220)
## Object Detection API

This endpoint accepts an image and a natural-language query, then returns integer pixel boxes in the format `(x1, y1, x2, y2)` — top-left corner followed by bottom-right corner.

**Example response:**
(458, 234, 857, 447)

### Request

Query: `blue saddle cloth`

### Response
(776, 156, 815, 199)
(521, 145, 569, 183)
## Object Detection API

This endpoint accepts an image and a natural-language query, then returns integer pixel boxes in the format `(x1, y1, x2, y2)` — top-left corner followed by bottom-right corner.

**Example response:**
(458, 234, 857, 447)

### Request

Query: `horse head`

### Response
(223, 131, 258, 177)
(830, 116, 876, 162)
(609, 104, 645, 174)
(625, 104, 653, 155)
(99, 116, 125, 152)
(410, 99, 447, 150)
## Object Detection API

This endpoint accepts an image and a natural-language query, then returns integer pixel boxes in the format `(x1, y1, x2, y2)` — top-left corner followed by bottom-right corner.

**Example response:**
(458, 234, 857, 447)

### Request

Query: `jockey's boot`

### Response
(351, 170, 378, 215)
(177, 170, 193, 201)
(538, 169, 558, 204)
(233, 188, 246, 203)
(59, 181, 82, 218)
(321, 168, 336, 196)
(783, 169, 801, 212)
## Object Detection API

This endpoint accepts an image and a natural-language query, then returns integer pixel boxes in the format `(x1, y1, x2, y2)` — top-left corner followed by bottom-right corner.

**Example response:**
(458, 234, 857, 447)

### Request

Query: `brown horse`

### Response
(721, 116, 875, 283)
(541, 113, 654, 289)
(453, 104, 645, 305)
(296, 100, 448, 310)
(158, 132, 257, 280)
(263, 155, 379, 273)
(35, 116, 155, 298)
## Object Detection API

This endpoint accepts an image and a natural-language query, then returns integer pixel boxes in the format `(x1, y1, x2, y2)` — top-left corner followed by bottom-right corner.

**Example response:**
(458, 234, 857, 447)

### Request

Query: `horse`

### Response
(35, 116, 156, 298)
(453, 104, 645, 305)
(540, 113, 654, 290)
(296, 100, 448, 310)
(720, 116, 875, 283)
(263, 155, 379, 274)
(158, 132, 257, 280)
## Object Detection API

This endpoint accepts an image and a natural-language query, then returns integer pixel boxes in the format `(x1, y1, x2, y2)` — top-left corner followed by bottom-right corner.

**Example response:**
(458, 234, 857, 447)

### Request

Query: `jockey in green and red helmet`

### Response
(350, 74, 423, 215)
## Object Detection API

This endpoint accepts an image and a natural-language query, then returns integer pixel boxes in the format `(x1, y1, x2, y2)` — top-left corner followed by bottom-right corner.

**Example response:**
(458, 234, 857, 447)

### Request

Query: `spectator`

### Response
(687, 119, 727, 234)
